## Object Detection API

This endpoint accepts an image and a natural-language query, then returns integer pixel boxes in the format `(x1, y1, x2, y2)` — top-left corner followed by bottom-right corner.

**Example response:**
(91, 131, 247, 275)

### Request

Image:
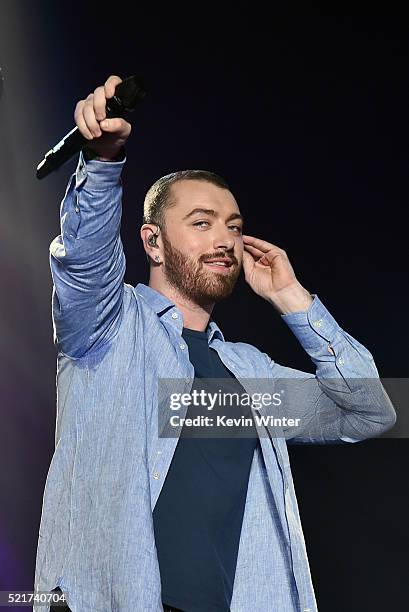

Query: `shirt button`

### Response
(171, 312, 178, 319)
(74, 205, 80, 213)
(179, 343, 186, 350)
(337, 357, 345, 365)
(153, 472, 160, 479)
(185, 378, 191, 384)
(313, 319, 323, 328)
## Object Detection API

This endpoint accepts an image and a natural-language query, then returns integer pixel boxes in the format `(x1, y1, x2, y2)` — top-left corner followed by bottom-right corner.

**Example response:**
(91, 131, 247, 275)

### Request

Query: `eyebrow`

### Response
(182, 208, 244, 223)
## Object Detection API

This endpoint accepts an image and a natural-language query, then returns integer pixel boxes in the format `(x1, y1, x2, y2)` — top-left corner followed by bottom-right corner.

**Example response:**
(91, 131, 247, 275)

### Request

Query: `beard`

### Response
(162, 233, 241, 307)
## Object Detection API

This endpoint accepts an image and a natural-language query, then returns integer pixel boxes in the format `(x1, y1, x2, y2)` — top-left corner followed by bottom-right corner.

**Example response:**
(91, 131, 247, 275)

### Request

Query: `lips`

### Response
(203, 259, 233, 268)
(203, 259, 235, 275)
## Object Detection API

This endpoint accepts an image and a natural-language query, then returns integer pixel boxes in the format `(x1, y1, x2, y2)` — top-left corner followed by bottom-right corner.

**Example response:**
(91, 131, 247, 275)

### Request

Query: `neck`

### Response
(149, 277, 214, 331)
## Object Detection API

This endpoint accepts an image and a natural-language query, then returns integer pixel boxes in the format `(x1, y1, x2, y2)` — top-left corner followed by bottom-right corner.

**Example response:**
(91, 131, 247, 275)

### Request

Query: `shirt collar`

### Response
(206, 320, 225, 343)
(134, 283, 225, 343)
(135, 283, 175, 315)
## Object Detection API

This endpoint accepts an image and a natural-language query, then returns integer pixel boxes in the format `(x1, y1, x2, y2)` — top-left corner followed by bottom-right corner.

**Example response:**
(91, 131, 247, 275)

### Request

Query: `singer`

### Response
(34, 75, 396, 612)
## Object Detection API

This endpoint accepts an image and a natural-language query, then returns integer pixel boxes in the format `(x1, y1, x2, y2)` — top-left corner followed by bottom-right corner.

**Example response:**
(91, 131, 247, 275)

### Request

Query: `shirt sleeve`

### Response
(49, 150, 126, 359)
(264, 295, 396, 443)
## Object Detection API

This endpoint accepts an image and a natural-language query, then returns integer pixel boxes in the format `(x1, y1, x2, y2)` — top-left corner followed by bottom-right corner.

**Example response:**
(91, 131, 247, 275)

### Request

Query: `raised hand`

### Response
(242, 235, 313, 314)
(74, 75, 132, 160)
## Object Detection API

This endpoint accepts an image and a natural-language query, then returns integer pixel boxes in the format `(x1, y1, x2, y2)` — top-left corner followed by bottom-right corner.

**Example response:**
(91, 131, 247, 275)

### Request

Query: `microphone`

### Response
(36, 75, 146, 180)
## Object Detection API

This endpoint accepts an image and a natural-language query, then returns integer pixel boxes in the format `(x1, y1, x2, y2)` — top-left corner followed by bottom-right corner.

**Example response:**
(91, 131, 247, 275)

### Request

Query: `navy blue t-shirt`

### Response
(153, 326, 260, 612)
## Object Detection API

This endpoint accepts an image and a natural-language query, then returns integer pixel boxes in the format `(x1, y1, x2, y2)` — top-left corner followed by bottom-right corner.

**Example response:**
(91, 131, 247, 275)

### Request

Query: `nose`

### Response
(213, 228, 235, 253)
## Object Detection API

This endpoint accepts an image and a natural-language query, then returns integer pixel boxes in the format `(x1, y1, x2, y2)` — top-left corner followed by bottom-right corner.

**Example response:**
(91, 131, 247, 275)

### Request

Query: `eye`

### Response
(229, 225, 243, 233)
(193, 221, 210, 229)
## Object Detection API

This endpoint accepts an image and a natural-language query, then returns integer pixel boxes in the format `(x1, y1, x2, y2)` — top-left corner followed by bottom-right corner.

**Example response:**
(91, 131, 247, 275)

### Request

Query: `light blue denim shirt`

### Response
(34, 152, 396, 612)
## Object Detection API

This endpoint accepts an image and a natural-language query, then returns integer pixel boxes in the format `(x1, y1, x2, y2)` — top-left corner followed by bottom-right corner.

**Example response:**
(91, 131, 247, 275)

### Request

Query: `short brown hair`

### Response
(143, 169, 230, 231)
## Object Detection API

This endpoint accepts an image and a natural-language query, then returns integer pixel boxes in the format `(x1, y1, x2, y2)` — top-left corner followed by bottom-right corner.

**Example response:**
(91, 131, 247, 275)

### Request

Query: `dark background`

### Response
(0, 4, 407, 611)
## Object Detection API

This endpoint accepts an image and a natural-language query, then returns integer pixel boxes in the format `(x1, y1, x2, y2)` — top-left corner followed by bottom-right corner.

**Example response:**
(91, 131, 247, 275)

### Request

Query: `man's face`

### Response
(161, 180, 244, 306)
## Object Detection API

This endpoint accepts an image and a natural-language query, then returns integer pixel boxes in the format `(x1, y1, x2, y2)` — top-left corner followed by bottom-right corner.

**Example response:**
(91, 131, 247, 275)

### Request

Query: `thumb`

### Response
(100, 118, 114, 130)
(242, 251, 254, 278)
(100, 118, 131, 136)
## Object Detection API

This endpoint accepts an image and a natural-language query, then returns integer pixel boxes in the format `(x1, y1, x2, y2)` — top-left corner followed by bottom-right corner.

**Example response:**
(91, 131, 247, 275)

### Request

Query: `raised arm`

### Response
(50, 75, 132, 359)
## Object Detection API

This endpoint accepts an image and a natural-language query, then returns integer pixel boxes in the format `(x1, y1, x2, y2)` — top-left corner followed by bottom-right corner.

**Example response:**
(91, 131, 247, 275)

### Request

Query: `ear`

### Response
(141, 224, 162, 260)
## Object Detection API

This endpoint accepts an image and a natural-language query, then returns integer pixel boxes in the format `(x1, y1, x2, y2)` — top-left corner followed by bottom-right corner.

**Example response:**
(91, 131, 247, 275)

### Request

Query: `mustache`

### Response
(199, 252, 239, 265)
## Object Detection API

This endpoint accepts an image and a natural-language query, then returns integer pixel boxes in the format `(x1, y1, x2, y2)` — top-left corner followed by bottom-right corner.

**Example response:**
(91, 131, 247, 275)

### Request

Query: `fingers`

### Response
(243, 234, 284, 253)
(244, 243, 264, 258)
(74, 75, 124, 140)
(104, 75, 122, 99)
(90, 75, 123, 122)
(244, 244, 271, 266)
(93, 85, 107, 121)
(74, 94, 101, 139)
(74, 98, 94, 140)
(244, 242, 287, 269)
(83, 94, 102, 138)
(242, 251, 255, 267)
(244, 243, 274, 260)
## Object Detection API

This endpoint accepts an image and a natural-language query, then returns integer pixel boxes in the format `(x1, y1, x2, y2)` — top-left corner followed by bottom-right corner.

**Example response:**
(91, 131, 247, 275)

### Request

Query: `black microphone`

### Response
(36, 75, 146, 180)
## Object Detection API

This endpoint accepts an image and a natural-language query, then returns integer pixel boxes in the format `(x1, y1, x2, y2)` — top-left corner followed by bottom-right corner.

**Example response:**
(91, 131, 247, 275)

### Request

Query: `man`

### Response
(34, 75, 396, 612)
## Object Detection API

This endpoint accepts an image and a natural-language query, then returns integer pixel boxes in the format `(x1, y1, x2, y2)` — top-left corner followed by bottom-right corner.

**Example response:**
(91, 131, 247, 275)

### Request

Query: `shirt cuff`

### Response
(281, 294, 340, 353)
(75, 149, 126, 190)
